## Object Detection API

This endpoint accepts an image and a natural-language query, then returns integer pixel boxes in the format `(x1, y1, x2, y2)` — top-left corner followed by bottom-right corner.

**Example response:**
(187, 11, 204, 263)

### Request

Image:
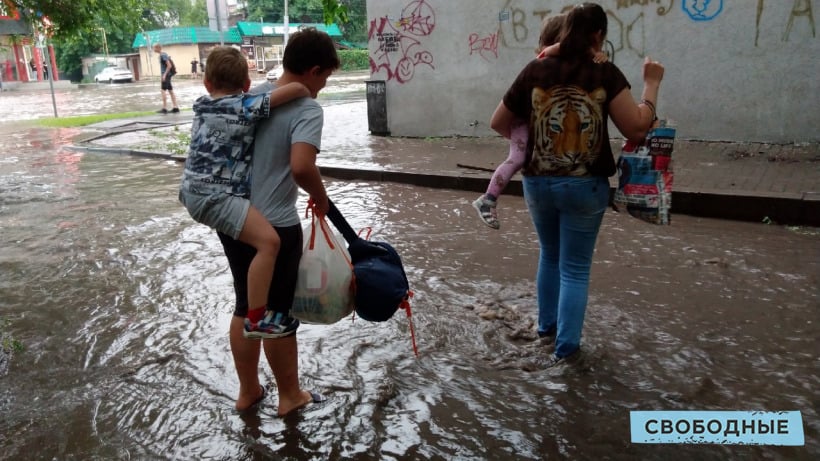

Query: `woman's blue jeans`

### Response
(522, 175, 609, 358)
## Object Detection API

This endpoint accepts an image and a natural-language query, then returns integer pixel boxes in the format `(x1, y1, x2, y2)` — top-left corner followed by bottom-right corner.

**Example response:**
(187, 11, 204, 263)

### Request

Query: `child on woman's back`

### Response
(472, 14, 607, 229)
(179, 46, 310, 338)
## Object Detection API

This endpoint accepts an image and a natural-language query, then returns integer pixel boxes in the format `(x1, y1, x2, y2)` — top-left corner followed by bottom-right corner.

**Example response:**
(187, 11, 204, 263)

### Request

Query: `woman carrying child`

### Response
(489, 3, 665, 366)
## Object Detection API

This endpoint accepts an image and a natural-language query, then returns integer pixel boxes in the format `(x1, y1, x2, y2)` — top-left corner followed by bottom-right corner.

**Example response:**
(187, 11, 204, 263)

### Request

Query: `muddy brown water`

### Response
(0, 80, 818, 460)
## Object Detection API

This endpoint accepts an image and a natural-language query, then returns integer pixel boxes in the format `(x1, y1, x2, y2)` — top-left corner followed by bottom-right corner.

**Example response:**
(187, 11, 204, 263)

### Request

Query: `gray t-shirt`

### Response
(159, 52, 171, 74)
(248, 81, 324, 227)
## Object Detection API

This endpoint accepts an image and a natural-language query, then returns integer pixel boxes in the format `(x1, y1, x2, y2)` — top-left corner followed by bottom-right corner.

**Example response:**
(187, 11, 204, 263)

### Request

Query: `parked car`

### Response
(266, 66, 283, 82)
(95, 67, 134, 83)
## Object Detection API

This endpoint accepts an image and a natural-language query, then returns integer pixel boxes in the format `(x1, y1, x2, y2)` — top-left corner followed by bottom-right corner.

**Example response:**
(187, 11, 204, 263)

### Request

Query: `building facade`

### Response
(132, 23, 342, 79)
(0, 4, 57, 85)
(234, 22, 343, 73)
(132, 27, 243, 80)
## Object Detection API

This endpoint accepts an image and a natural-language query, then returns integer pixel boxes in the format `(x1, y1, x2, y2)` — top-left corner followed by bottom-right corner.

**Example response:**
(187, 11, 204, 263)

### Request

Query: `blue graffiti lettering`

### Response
(682, 0, 724, 21)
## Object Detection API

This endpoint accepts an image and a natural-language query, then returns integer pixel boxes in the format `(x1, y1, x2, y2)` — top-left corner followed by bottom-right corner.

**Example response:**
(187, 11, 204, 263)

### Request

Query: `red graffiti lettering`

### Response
(368, 0, 436, 84)
(469, 32, 500, 61)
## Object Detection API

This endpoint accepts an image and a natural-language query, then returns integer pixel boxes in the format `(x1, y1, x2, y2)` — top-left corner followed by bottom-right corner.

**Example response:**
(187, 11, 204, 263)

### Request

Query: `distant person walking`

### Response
(153, 43, 180, 114)
(191, 58, 199, 79)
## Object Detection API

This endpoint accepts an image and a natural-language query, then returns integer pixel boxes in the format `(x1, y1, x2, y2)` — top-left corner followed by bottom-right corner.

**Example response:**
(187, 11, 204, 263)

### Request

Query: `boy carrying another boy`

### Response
(179, 46, 310, 338)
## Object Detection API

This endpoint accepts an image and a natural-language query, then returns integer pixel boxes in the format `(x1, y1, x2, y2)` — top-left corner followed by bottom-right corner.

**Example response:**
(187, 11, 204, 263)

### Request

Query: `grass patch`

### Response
(1, 317, 23, 354)
(35, 111, 160, 128)
(147, 125, 191, 156)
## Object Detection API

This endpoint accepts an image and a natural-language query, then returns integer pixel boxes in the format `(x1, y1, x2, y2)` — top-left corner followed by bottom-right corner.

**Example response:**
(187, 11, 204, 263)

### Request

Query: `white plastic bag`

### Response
(292, 206, 355, 324)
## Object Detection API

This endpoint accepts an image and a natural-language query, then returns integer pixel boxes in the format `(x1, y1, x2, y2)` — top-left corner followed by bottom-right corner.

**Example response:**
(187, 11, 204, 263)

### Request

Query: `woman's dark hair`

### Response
(559, 3, 608, 61)
(283, 28, 341, 74)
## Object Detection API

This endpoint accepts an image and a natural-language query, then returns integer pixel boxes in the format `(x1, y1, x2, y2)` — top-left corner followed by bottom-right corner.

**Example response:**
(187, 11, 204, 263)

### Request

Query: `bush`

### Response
(337, 50, 369, 71)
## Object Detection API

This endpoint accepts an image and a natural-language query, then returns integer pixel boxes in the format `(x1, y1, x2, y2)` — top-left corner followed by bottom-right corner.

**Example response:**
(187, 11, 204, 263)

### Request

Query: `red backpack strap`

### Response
(400, 291, 418, 357)
(357, 227, 373, 240)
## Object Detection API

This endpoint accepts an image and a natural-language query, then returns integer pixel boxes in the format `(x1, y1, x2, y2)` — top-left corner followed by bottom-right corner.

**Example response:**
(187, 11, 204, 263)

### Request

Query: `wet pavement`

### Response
(0, 72, 818, 460)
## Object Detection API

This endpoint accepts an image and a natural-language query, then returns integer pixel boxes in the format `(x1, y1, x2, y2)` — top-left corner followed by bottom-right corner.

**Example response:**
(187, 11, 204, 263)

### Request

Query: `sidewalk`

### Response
(70, 114, 820, 227)
(338, 135, 820, 226)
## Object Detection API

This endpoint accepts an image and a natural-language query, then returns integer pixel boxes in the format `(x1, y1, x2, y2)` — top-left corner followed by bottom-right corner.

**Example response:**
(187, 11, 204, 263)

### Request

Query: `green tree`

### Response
(12, 0, 348, 80)
(143, 0, 207, 28)
(337, 0, 366, 45)
(6, 0, 164, 40)
(321, 0, 348, 24)
(245, 0, 325, 23)
(51, 17, 141, 82)
(9, 0, 347, 37)
(243, 0, 364, 44)
(180, 0, 208, 27)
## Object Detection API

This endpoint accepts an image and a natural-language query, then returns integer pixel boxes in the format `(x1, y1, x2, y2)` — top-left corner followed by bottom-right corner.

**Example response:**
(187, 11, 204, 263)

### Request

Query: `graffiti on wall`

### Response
(756, 0, 816, 46)
(494, 1, 553, 52)
(615, 0, 675, 15)
(467, 0, 815, 65)
(368, 0, 436, 84)
(608, 1, 672, 61)
(681, 0, 724, 21)
(488, 1, 674, 62)
(469, 31, 500, 61)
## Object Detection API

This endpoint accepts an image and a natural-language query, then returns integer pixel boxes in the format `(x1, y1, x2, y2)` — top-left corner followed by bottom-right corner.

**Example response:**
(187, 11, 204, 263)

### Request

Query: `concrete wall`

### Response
(366, 0, 820, 143)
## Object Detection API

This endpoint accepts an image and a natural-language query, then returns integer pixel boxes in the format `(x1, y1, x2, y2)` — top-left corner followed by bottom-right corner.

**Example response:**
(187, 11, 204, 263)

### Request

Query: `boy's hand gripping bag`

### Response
(613, 122, 676, 225)
(292, 204, 355, 324)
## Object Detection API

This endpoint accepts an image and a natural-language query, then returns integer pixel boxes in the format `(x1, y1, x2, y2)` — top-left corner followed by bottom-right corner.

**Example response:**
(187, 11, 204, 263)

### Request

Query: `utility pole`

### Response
(97, 28, 109, 59)
(214, 0, 225, 45)
(283, 0, 289, 49)
(38, 33, 57, 117)
(144, 32, 154, 78)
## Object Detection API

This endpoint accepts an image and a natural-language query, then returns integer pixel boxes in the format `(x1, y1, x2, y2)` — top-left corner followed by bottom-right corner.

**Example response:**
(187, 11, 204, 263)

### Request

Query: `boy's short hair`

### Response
(537, 14, 566, 53)
(283, 28, 340, 74)
(204, 46, 248, 92)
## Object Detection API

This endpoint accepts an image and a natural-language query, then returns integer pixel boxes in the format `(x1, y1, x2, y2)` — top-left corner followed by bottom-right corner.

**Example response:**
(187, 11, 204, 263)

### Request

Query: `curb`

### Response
(70, 145, 820, 227)
(65, 145, 186, 163)
(320, 167, 819, 226)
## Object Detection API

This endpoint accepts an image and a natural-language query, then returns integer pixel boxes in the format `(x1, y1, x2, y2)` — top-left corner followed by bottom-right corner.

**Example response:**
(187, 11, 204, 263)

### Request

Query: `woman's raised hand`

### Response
(643, 56, 664, 86)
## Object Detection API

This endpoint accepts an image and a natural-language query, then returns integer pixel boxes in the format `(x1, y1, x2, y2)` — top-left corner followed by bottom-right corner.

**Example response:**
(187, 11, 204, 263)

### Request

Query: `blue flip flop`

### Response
(280, 390, 327, 417)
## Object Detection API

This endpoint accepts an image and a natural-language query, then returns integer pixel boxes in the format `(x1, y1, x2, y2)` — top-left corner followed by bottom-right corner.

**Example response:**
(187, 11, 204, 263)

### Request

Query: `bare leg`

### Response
(237, 206, 280, 313)
(160, 90, 168, 110)
(229, 315, 265, 411)
(169, 90, 179, 109)
(262, 333, 313, 416)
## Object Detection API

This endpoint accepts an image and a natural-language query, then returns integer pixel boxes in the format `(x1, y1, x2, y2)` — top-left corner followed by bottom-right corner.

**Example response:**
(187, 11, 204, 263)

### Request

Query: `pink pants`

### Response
(486, 121, 528, 200)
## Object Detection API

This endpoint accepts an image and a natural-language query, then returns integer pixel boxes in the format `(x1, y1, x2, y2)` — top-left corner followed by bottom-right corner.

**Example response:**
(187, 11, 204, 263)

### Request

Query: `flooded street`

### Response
(0, 72, 367, 123)
(0, 77, 818, 460)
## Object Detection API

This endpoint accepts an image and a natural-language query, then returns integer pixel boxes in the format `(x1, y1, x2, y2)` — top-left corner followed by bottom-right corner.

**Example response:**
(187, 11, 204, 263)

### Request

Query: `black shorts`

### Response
(161, 78, 173, 91)
(218, 224, 302, 317)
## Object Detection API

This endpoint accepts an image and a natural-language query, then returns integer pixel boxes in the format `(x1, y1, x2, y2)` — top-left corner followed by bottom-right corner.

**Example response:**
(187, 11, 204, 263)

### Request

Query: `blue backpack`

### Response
(326, 200, 417, 354)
